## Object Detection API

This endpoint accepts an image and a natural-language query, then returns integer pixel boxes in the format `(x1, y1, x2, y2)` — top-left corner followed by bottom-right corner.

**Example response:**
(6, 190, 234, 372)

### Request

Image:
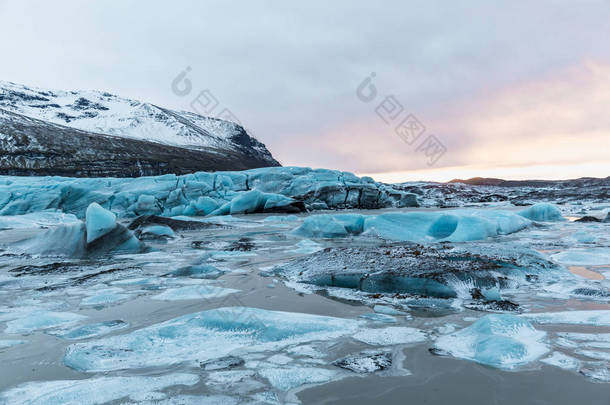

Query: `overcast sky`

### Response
(1, 0, 609, 180)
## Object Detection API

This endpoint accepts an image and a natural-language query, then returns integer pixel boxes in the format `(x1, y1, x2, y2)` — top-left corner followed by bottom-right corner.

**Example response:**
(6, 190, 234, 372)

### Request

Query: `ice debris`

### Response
(151, 285, 239, 301)
(258, 366, 338, 391)
(433, 314, 548, 369)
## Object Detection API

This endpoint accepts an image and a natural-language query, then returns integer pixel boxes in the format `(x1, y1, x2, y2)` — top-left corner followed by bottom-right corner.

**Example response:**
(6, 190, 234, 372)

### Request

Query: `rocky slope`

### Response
(0, 81, 279, 176)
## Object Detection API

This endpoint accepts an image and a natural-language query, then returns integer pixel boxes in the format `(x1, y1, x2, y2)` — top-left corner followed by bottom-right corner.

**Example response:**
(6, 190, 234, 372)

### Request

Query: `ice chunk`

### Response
(373, 305, 407, 316)
(0, 373, 199, 405)
(540, 352, 580, 371)
(64, 307, 360, 372)
(139, 225, 175, 239)
(5, 310, 87, 335)
(200, 356, 245, 371)
(359, 313, 397, 324)
(580, 366, 610, 382)
(551, 248, 610, 266)
(333, 350, 392, 373)
(168, 264, 224, 279)
(292, 239, 322, 254)
(80, 288, 131, 307)
(258, 367, 337, 391)
(433, 315, 548, 369)
(85, 203, 117, 244)
(353, 327, 426, 346)
(292, 214, 354, 238)
(518, 203, 564, 221)
(151, 285, 239, 301)
(48, 320, 128, 340)
(523, 310, 610, 326)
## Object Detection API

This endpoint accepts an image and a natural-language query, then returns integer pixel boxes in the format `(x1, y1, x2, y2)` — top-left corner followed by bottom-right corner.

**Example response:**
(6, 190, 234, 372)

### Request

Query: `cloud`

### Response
(0, 0, 609, 178)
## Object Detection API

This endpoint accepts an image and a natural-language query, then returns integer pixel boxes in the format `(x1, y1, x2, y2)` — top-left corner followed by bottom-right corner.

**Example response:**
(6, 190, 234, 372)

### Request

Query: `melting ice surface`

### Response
(0, 170, 609, 402)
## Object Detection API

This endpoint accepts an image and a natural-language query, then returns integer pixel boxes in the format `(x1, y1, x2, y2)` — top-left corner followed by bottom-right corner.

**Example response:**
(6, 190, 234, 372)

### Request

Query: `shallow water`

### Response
(0, 206, 609, 404)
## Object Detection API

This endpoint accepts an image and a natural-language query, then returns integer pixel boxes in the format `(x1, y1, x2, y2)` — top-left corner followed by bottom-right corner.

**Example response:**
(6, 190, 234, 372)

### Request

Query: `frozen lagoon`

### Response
(0, 169, 609, 404)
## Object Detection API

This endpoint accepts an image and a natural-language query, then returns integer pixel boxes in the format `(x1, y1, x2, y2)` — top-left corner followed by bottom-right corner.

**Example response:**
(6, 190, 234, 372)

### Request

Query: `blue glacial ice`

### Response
(0, 373, 199, 405)
(64, 307, 361, 372)
(433, 314, 549, 369)
(0, 167, 417, 219)
(518, 203, 564, 221)
(85, 202, 116, 243)
(291, 209, 533, 242)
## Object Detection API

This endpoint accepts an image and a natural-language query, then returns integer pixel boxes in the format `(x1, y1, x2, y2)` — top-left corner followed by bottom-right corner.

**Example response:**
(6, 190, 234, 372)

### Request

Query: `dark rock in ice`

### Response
(574, 216, 601, 223)
(333, 350, 392, 373)
(200, 356, 245, 371)
(127, 215, 226, 231)
(225, 237, 256, 252)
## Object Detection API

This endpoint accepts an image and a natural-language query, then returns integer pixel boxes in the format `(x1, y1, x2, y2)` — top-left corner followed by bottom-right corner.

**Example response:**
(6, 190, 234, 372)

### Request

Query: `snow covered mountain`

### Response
(0, 81, 279, 176)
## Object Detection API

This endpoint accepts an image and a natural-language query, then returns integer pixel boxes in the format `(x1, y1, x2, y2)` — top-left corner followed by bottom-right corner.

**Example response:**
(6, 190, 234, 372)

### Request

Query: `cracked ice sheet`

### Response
(523, 310, 610, 326)
(0, 373, 199, 405)
(64, 307, 361, 372)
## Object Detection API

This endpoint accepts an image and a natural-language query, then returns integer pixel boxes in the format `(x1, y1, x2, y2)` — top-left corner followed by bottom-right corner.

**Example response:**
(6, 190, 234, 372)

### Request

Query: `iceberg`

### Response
(64, 307, 361, 372)
(11, 202, 143, 257)
(518, 203, 564, 221)
(85, 203, 116, 244)
(433, 314, 549, 369)
(0, 373, 199, 405)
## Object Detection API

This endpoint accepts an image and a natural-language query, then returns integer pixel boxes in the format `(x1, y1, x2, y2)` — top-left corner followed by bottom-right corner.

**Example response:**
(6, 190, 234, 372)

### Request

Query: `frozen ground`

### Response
(0, 171, 609, 404)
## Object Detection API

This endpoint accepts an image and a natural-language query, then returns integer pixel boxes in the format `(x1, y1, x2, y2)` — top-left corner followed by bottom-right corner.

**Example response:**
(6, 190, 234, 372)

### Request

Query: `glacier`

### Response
(0, 167, 418, 219)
